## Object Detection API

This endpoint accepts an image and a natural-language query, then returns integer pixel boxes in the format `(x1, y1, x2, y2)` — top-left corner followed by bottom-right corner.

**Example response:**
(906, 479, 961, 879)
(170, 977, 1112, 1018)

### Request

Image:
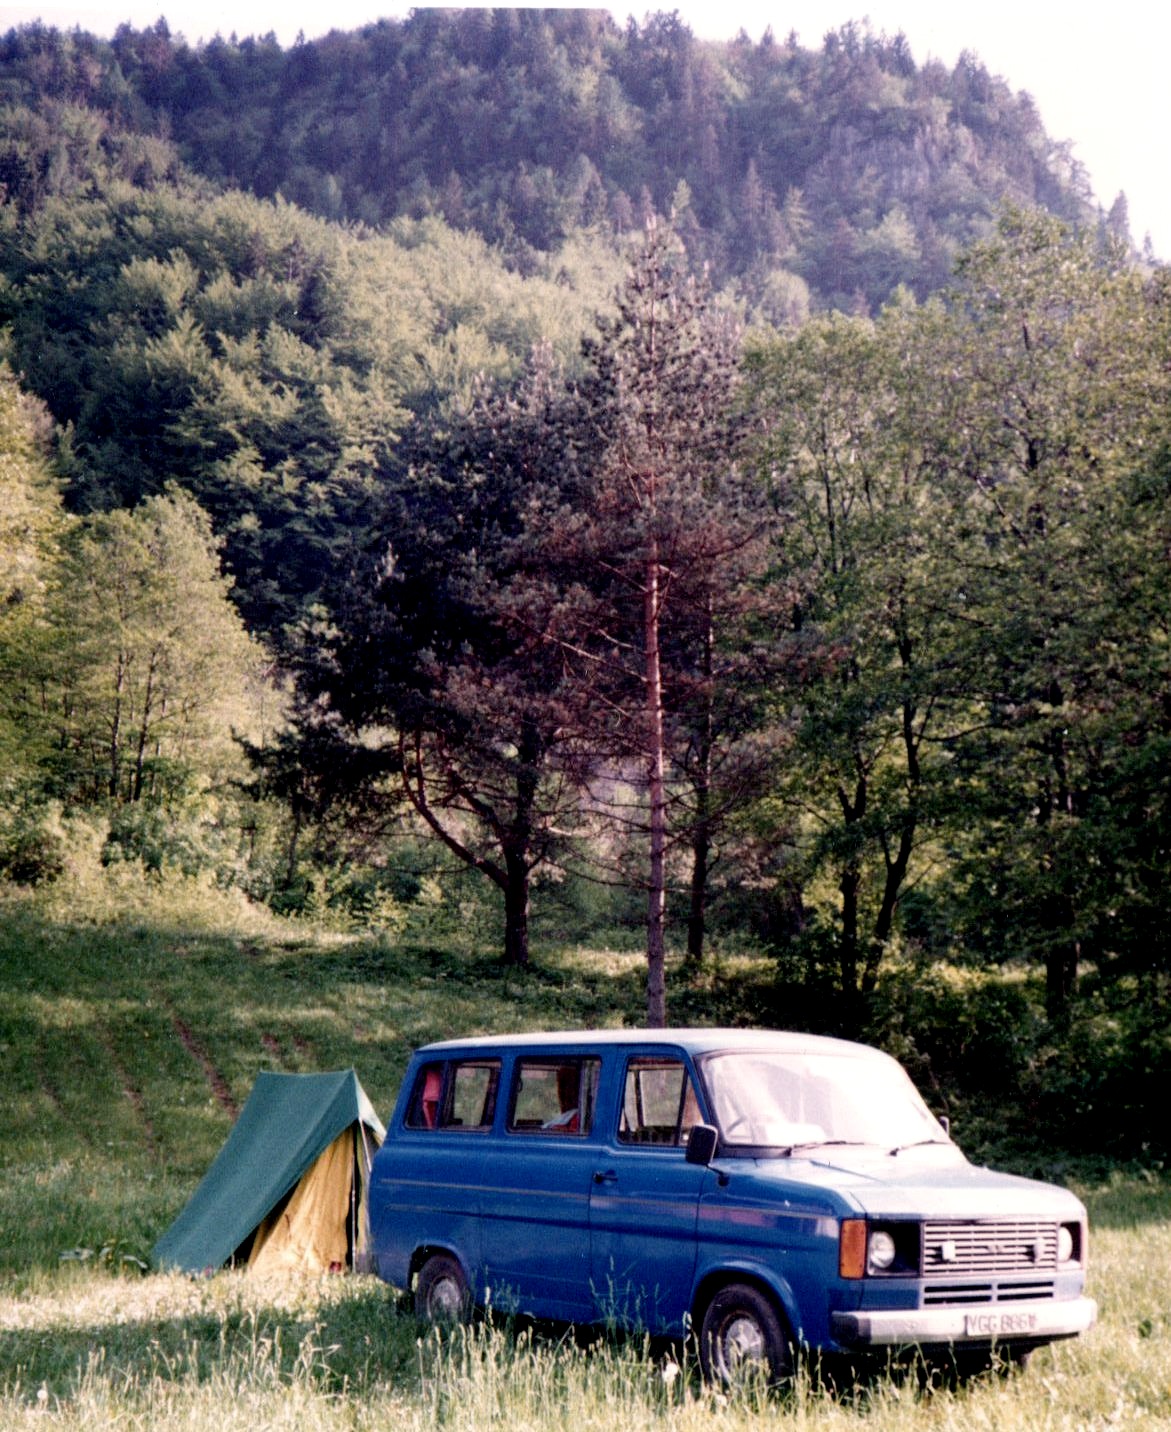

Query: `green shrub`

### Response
(1020, 980, 1171, 1165)
(867, 957, 1043, 1098)
(0, 800, 68, 885)
(102, 801, 218, 877)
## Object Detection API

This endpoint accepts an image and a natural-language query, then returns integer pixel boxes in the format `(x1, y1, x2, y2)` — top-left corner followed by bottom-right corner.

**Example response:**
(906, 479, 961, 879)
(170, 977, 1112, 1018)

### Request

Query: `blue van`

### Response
(368, 1029, 1095, 1380)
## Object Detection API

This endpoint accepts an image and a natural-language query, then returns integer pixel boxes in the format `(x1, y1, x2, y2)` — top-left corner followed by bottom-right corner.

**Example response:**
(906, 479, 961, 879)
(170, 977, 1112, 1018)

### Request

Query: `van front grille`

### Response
(922, 1220, 1059, 1278)
(922, 1279, 1057, 1307)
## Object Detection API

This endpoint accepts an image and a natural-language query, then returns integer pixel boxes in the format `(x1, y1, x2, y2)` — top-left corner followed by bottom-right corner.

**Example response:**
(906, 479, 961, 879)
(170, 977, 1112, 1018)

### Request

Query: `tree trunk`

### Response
(863, 682, 920, 995)
(839, 861, 861, 1005)
(645, 532, 668, 1028)
(1043, 882, 1079, 1026)
(398, 728, 542, 970)
(687, 809, 710, 964)
(503, 853, 531, 968)
(285, 805, 302, 889)
(836, 770, 867, 1023)
(686, 601, 715, 965)
(131, 654, 159, 803)
(108, 652, 126, 800)
(1039, 720, 1078, 1025)
(1045, 940, 1079, 1025)
(502, 715, 540, 968)
(864, 824, 913, 997)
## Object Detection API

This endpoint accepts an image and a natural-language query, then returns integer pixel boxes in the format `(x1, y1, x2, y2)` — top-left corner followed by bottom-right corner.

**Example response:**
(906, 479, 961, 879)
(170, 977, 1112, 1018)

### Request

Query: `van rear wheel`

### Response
(699, 1283, 792, 1386)
(415, 1253, 470, 1322)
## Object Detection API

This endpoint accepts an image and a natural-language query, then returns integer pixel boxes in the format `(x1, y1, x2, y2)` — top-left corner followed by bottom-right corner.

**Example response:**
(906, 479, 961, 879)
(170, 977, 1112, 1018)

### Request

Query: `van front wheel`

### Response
(699, 1283, 791, 1386)
(415, 1253, 470, 1322)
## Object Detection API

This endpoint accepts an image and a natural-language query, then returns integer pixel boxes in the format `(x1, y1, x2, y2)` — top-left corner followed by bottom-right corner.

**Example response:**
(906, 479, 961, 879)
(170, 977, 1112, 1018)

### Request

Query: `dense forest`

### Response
(1, 12, 1168, 1154)
(0, 9, 1130, 313)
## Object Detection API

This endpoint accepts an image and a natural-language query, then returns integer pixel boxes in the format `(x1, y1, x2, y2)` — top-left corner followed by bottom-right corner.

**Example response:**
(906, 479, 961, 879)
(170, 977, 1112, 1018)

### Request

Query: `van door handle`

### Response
(593, 1169, 617, 1185)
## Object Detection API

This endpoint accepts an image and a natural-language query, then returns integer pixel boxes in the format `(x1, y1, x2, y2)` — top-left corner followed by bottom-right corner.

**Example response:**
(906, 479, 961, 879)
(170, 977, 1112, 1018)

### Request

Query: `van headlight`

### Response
(868, 1229, 897, 1271)
(1058, 1221, 1085, 1266)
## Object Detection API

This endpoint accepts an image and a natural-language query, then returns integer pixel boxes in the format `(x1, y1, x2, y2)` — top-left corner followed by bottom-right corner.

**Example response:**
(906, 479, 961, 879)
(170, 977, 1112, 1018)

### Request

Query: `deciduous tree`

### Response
(299, 345, 591, 967)
(0, 365, 64, 792)
(46, 487, 265, 806)
(746, 301, 962, 1024)
(927, 211, 1170, 1021)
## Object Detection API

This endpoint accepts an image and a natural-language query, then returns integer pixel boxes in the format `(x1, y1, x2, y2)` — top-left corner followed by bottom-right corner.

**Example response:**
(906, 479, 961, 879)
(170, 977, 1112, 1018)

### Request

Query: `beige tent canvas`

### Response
(248, 1124, 370, 1273)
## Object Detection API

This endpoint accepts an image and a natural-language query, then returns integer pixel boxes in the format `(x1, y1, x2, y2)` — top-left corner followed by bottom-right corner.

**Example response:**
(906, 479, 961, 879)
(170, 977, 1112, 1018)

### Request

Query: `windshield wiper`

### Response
(781, 1139, 868, 1157)
(888, 1138, 950, 1155)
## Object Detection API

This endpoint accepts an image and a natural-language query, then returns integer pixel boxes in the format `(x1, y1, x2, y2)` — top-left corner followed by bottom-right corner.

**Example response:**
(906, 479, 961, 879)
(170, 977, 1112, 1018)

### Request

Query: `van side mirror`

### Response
(685, 1123, 719, 1166)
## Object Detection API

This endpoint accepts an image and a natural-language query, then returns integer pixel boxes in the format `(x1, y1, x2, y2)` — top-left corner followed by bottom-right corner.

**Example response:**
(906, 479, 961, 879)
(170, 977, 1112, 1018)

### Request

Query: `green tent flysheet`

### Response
(153, 1068, 385, 1275)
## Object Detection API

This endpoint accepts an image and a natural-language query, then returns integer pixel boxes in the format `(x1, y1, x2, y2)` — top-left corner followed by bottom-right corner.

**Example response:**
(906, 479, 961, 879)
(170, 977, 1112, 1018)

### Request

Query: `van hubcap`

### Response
(722, 1314, 766, 1367)
(430, 1275, 463, 1319)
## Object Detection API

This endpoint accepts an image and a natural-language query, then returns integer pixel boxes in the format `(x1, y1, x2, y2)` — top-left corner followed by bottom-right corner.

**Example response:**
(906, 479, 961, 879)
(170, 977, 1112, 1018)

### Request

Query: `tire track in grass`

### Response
(168, 1012, 239, 1119)
(36, 1058, 67, 1126)
(220, 940, 310, 1071)
(101, 1036, 158, 1160)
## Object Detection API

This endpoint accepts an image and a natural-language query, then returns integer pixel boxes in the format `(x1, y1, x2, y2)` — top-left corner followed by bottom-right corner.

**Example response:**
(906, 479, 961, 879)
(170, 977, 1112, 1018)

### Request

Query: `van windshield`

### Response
(699, 1051, 947, 1151)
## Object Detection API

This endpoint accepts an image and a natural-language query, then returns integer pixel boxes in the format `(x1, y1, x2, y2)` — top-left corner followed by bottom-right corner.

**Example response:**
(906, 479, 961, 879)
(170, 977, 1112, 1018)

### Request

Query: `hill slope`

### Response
(0, 10, 1118, 314)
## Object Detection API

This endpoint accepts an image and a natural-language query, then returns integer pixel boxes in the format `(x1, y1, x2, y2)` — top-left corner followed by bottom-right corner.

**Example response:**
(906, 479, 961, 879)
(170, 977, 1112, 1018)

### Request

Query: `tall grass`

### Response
(3, 1219, 1171, 1431)
(2, 885, 1169, 1428)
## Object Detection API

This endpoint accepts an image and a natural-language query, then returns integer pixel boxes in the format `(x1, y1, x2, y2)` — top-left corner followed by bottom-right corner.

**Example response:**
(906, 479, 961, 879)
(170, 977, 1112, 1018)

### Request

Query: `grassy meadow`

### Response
(1, 877, 1169, 1429)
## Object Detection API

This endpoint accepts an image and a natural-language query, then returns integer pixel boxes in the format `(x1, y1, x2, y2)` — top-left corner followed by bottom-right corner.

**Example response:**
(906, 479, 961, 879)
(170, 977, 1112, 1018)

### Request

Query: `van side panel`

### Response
(479, 1140, 599, 1320)
(694, 1179, 847, 1348)
(368, 1131, 486, 1291)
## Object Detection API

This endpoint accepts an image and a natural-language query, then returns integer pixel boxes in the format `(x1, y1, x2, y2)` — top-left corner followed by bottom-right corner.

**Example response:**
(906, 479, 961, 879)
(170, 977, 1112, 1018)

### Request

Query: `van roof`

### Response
(413, 1028, 887, 1060)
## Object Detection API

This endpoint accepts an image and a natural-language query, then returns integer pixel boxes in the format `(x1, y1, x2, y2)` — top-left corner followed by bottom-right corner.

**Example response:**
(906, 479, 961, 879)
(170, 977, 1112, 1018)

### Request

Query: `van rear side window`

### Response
(508, 1058, 600, 1135)
(405, 1060, 500, 1130)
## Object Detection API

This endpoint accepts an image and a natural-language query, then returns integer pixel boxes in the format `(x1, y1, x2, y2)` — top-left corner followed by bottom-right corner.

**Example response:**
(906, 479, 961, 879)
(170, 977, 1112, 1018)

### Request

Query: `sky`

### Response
(5, 1, 1168, 258)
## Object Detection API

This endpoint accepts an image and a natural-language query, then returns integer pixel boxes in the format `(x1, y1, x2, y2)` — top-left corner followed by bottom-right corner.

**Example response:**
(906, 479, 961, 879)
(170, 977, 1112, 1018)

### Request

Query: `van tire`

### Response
(415, 1253, 470, 1322)
(698, 1282, 792, 1386)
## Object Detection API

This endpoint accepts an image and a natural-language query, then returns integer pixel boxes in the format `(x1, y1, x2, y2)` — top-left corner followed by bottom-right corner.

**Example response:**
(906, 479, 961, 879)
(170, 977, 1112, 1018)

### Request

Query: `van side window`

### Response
(618, 1058, 702, 1146)
(507, 1058, 600, 1135)
(405, 1062, 444, 1129)
(405, 1060, 500, 1131)
(450, 1060, 499, 1129)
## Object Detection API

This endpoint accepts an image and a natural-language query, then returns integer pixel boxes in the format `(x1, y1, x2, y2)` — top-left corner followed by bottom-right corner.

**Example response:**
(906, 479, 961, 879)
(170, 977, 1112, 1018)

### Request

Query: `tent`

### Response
(153, 1068, 385, 1275)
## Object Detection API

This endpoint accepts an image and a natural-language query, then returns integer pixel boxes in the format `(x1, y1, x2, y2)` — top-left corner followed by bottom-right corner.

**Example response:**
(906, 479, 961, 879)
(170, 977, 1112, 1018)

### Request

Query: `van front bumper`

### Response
(832, 1296, 1097, 1347)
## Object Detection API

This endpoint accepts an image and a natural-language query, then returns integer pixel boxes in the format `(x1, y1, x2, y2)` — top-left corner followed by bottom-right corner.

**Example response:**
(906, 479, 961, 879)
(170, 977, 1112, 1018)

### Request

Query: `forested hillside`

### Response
(2, 11, 1168, 1158)
(1, 10, 1124, 315)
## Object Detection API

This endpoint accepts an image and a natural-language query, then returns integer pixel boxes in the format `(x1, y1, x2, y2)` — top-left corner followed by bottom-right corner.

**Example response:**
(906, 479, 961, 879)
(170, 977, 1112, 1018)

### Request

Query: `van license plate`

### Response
(964, 1310, 1039, 1337)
